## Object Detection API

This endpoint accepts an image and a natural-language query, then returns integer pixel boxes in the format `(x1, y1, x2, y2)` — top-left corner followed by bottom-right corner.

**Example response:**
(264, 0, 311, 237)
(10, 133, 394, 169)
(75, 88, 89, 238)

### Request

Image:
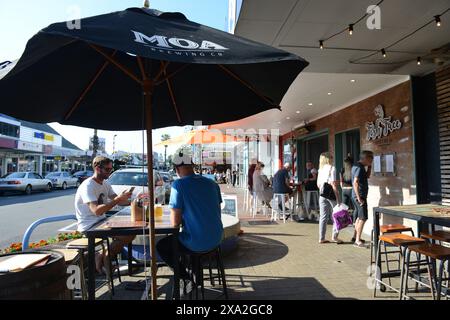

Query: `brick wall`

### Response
(282, 81, 416, 232)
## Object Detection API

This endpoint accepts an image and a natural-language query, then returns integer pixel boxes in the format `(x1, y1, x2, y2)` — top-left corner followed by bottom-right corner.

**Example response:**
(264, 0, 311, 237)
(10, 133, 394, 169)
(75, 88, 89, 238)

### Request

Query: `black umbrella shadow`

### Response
(222, 274, 358, 300)
(222, 233, 289, 268)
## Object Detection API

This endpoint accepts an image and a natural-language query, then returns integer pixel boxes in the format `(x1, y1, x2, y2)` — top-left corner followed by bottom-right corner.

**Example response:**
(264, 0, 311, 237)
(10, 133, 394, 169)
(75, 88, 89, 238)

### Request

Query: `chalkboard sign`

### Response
(221, 194, 238, 218)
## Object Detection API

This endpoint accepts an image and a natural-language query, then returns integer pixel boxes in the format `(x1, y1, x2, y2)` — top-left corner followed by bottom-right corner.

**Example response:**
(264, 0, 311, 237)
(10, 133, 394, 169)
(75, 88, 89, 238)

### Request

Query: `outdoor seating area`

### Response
(19, 184, 440, 301)
(1, 1, 450, 310)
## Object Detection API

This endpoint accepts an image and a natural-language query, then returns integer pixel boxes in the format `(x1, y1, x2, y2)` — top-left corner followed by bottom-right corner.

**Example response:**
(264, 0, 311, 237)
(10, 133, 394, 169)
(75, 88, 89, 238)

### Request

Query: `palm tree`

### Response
(161, 134, 171, 169)
(92, 129, 99, 160)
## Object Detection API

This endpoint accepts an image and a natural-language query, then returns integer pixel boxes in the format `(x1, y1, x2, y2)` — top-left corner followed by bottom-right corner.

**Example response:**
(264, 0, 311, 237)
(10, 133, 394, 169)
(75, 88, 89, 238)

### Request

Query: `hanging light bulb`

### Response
(435, 15, 441, 27)
(319, 40, 324, 50)
(417, 57, 422, 65)
(381, 48, 386, 58)
(348, 24, 354, 35)
(143, 0, 150, 8)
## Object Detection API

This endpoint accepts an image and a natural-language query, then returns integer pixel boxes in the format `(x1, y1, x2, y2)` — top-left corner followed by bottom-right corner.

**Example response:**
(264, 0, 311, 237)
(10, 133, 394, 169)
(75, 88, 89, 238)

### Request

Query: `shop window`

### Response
(0, 122, 20, 138)
(335, 129, 360, 175)
(297, 133, 329, 181)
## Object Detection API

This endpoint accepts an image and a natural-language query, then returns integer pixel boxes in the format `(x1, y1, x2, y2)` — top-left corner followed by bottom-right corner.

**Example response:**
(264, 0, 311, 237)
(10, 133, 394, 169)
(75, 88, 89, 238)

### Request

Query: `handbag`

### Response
(320, 166, 336, 201)
(332, 204, 352, 230)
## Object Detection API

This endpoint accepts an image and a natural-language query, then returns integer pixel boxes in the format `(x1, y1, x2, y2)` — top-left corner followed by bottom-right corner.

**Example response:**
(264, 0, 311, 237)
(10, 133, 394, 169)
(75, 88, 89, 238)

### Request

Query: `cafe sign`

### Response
(366, 105, 402, 141)
(17, 141, 42, 152)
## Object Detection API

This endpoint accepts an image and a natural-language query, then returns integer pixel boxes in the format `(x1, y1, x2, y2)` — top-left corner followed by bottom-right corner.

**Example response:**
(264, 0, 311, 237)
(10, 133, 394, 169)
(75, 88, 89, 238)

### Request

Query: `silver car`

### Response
(159, 171, 174, 203)
(107, 168, 166, 210)
(45, 171, 80, 189)
(0, 172, 53, 195)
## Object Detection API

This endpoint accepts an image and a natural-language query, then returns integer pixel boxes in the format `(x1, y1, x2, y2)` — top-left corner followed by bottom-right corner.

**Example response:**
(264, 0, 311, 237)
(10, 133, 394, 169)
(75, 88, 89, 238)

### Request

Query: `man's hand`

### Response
(115, 190, 132, 204)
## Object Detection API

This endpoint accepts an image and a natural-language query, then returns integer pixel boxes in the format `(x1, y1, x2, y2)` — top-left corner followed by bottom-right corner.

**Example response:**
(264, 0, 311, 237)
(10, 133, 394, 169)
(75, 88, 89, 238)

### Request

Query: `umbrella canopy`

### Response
(0, 61, 17, 79)
(0, 8, 308, 130)
(0, 7, 308, 300)
(155, 129, 237, 147)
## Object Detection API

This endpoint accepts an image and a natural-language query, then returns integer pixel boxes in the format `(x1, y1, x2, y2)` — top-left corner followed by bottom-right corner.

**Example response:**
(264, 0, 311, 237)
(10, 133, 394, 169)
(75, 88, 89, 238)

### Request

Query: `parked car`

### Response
(0, 172, 53, 195)
(107, 168, 165, 210)
(159, 171, 174, 203)
(45, 171, 80, 189)
(73, 170, 93, 183)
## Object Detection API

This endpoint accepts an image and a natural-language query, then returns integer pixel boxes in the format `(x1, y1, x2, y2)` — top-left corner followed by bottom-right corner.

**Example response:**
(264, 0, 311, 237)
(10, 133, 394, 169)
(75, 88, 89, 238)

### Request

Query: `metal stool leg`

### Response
(401, 248, 411, 300)
(437, 259, 445, 300)
(208, 256, 215, 287)
(426, 256, 436, 300)
(217, 248, 228, 299)
(105, 238, 115, 297)
(78, 250, 88, 300)
(383, 241, 392, 288)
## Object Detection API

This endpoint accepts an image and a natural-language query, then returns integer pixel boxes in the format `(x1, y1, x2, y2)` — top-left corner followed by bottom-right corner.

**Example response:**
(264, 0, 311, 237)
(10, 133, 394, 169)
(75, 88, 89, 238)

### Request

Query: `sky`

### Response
(0, 0, 230, 155)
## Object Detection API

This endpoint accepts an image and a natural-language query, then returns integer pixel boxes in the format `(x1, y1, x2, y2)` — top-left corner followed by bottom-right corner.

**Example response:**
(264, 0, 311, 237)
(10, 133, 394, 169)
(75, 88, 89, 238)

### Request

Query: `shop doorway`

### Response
(335, 129, 360, 174)
(297, 132, 329, 181)
(6, 157, 18, 173)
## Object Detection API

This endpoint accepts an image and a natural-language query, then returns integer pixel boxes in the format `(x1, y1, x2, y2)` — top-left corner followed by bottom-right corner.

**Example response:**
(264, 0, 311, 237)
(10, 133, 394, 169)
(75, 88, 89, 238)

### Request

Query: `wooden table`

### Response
(84, 207, 179, 300)
(372, 204, 450, 283)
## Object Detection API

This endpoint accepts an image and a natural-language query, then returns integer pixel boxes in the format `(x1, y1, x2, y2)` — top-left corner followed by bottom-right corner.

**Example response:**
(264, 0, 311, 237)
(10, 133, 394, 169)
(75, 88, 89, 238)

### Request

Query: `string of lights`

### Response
(317, 1, 449, 66)
(349, 7, 450, 65)
(319, 0, 385, 50)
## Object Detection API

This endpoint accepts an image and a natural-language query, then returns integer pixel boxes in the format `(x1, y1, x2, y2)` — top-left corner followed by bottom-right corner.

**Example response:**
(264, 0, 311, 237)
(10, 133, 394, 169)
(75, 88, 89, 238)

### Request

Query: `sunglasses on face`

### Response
(100, 166, 113, 173)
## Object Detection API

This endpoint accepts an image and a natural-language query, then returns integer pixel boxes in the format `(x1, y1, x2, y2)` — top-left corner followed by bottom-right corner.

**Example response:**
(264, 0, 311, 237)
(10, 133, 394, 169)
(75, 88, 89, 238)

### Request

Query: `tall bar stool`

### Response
(183, 246, 228, 300)
(402, 242, 450, 300)
(373, 233, 425, 298)
(271, 193, 292, 223)
(420, 230, 450, 294)
(243, 188, 251, 213)
(421, 230, 450, 244)
(52, 248, 86, 300)
(66, 237, 118, 298)
(251, 192, 268, 218)
(370, 224, 415, 272)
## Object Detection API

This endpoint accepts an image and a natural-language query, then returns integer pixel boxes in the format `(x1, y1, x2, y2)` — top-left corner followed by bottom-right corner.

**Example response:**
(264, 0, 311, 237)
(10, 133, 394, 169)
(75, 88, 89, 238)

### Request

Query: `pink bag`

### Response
(332, 204, 352, 230)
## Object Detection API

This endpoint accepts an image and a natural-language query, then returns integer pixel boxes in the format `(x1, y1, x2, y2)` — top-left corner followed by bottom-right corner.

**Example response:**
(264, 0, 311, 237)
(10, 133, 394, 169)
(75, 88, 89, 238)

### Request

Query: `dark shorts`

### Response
(352, 198, 368, 221)
(342, 188, 353, 210)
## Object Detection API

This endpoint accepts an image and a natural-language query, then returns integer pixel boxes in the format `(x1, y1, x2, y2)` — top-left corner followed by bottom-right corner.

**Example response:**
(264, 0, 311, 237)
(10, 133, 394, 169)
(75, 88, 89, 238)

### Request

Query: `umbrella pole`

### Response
(143, 84, 157, 300)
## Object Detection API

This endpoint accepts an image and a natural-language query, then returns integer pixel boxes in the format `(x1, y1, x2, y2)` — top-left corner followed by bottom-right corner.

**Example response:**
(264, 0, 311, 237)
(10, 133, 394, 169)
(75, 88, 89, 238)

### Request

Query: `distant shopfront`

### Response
(0, 115, 84, 176)
(280, 81, 421, 232)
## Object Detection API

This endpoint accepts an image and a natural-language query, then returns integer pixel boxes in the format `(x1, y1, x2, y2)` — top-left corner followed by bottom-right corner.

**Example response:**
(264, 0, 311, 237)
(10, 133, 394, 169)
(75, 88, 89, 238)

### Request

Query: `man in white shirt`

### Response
(75, 156, 134, 273)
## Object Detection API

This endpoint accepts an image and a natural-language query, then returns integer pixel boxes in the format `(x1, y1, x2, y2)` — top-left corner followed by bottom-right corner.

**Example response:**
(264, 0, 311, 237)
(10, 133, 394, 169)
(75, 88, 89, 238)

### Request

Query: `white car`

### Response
(107, 168, 166, 210)
(0, 172, 53, 195)
(45, 171, 80, 189)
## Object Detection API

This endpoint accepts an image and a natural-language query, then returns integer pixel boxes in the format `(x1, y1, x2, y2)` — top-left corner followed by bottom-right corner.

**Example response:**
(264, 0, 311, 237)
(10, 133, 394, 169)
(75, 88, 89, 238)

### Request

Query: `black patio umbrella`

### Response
(0, 7, 308, 299)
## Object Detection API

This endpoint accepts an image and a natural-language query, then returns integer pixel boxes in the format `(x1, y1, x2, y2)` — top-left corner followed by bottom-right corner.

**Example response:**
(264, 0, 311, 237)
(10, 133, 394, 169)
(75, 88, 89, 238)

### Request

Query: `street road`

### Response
(0, 188, 78, 250)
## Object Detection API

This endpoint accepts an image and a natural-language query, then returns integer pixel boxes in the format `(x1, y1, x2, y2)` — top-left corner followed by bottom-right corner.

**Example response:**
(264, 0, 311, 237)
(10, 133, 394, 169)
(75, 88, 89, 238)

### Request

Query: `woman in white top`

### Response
(317, 152, 342, 244)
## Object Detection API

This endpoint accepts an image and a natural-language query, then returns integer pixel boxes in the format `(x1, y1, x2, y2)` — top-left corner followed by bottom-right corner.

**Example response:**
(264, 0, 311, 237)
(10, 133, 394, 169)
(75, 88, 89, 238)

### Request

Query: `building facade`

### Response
(0, 114, 85, 176)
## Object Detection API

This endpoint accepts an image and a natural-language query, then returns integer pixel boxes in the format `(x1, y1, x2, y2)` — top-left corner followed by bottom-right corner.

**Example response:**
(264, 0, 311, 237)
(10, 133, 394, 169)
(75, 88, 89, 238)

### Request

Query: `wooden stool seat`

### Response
(52, 248, 81, 264)
(407, 243, 450, 260)
(421, 230, 450, 243)
(381, 224, 413, 234)
(66, 238, 104, 249)
(379, 233, 425, 247)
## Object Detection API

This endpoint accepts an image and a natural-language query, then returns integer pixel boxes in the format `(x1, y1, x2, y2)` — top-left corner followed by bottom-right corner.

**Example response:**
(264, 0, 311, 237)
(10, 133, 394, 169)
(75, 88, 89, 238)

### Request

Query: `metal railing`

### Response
(22, 214, 77, 251)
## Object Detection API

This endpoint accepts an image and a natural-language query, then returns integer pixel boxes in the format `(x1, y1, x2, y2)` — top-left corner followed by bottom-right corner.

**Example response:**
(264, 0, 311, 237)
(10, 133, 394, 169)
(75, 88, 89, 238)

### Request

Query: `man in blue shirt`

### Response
(351, 150, 373, 248)
(273, 162, 293, 210)
(156, 151, 223, 281)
